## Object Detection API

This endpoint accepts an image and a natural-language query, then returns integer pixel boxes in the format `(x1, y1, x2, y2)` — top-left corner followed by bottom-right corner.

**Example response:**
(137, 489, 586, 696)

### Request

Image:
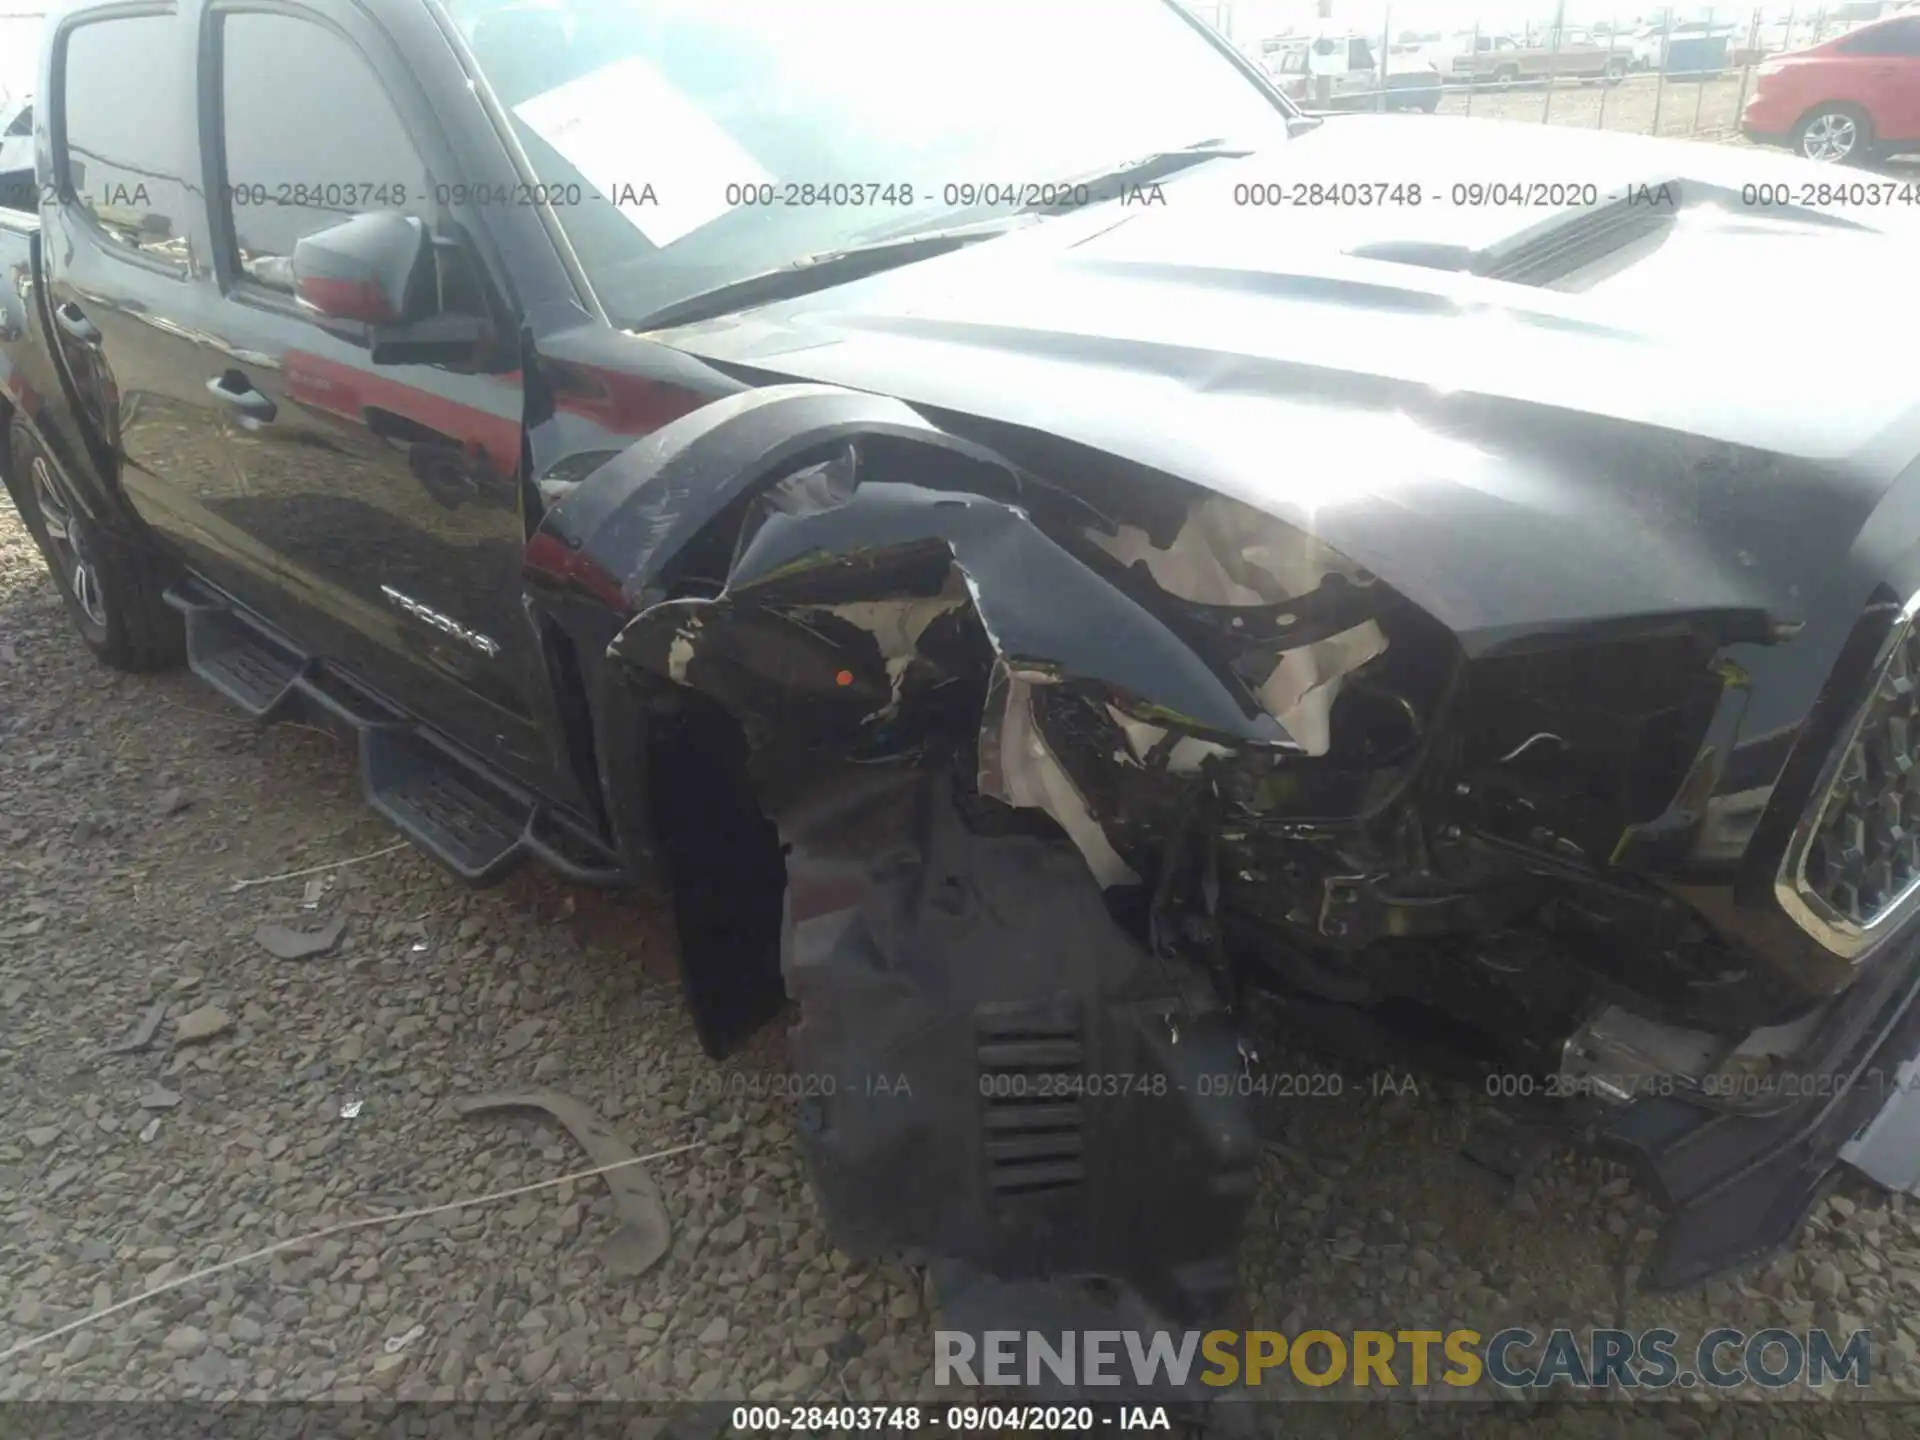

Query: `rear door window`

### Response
(61, 14, 195, 272)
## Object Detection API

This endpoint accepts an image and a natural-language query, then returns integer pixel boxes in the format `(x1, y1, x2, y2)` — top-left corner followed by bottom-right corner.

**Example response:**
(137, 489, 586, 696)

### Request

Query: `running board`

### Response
(164, 580, 625, 888)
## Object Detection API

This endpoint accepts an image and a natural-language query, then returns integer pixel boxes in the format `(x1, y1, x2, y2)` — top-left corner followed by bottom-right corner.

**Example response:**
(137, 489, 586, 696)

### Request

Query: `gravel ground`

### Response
(7, 415, 1920, 1427)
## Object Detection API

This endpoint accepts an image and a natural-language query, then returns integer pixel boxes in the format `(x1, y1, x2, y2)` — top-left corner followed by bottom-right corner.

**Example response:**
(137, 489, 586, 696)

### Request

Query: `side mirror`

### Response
(291, 211, 492, 370)
(293, 210, 431, 325)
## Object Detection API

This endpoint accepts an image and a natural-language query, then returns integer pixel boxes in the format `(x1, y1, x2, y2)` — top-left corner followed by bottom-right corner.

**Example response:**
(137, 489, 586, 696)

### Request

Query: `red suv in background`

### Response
(1742, 13, 1920, 163)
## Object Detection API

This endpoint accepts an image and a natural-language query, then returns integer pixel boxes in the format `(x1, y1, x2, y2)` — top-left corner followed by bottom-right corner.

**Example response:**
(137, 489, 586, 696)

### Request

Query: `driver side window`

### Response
(215, 12, 430, 296)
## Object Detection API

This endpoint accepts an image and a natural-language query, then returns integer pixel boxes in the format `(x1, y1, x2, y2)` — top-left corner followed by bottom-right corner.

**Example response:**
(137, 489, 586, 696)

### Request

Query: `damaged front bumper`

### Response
(547, 386, 1280, 1322)
(772, 762, 1259, 1323)
(533, 381, 1920, 1327)
(1601, 937, 1920, 1289)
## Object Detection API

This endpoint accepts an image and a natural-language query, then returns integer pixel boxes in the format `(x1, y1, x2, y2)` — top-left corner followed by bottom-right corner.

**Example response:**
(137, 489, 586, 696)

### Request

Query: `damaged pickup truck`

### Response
(8, 0, 1920, 1338)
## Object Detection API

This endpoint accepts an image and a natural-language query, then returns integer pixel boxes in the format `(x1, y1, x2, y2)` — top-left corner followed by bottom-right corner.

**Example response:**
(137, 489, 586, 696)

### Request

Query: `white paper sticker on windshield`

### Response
(512, 56, 773, 249)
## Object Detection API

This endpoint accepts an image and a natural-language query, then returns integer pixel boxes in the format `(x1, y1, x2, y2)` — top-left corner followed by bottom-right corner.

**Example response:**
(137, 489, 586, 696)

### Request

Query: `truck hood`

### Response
(653, 116, 1920, 656)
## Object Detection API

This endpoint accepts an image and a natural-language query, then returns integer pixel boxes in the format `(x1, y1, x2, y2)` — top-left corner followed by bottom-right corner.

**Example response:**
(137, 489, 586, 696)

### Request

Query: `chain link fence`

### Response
(1240, 4, 1915, 147)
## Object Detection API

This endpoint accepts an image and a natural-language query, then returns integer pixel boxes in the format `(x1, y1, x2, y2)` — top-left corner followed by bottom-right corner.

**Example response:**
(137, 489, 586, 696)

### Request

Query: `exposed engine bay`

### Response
(609, 392, 1797, 1054)
(549, 385, 1920, 1323)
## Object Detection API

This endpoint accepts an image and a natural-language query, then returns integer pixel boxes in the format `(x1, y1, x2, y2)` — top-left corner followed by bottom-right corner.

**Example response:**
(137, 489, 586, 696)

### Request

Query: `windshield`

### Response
(444, 0, 1294, 327)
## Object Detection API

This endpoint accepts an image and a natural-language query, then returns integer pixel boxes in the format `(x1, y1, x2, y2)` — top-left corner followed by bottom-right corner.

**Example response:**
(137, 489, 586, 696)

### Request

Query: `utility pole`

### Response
(1315, 0, 1334, 108)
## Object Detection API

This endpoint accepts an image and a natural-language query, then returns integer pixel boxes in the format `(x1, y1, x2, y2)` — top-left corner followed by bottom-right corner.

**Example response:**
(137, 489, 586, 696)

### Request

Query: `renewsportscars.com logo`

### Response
(934, 1327, 1874, 1392)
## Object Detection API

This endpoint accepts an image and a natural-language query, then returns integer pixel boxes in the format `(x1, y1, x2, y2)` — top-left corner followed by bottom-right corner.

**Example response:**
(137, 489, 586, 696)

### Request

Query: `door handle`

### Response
(206, 371, 277, 424)
(54, 302, 100, 345)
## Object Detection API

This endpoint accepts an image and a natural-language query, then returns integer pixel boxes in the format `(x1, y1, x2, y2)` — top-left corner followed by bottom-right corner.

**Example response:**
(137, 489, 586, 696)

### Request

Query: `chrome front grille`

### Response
(1779, 595, 1920, 958)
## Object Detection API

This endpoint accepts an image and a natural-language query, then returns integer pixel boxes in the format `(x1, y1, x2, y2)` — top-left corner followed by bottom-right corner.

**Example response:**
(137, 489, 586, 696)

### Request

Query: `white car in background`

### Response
(1269, 33, 1443, 111)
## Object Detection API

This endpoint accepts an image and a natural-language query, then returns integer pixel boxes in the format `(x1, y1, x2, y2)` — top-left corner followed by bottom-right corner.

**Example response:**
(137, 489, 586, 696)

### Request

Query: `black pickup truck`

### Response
(9, 0, 1920, 1341)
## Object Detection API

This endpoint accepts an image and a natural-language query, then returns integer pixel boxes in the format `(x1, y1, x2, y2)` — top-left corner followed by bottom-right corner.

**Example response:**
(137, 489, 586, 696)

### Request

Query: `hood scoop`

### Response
(1478, 191, 1677, 287)
(1349, 181, 1687, 290)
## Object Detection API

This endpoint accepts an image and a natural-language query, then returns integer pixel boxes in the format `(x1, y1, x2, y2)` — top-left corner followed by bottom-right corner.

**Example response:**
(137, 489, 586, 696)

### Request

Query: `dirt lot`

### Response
(1439, 72, 1757, 141)
(3, 193, 1920, 1430)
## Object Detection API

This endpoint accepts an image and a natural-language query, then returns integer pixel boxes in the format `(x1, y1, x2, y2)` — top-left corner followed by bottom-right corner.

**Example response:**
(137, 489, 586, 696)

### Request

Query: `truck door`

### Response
(194, 1, 558, 791)
(42, 9, 277, 616)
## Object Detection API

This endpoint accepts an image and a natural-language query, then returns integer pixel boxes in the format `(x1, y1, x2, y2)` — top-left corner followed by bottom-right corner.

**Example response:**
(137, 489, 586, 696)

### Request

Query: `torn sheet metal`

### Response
(801, 572, 971, 722)
(1089, 493, 1388, 756)
(1255, 623, 1389, 757)
(667, 619, 699, 684)
(611, 479, 1300, 749)
(756, 445, 860, 519)
(1104, 704, 1235, 775)
(981, 666, 1139, 887)
(608, 473, 1304, 887)
(1841, 1053, 1920, 1194)
(725, 481, 1294, 746)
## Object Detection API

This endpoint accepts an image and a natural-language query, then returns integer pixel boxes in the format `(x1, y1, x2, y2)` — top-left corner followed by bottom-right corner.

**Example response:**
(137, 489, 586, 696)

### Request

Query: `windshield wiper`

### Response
(1016, 138, 1253, 214)
(630, 216, 1030, 333)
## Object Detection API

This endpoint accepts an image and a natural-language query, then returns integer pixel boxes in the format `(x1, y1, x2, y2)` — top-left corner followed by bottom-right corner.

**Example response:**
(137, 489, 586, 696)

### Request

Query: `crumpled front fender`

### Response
(576, 383, 1287, 746)
(571, 387, 1261, 1328)
(610, 475, 1294, 745)
(582, 384, 1300, 900)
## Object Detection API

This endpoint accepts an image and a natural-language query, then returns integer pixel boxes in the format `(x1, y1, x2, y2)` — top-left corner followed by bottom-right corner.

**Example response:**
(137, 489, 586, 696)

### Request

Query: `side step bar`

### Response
(164, 580, 625, 889)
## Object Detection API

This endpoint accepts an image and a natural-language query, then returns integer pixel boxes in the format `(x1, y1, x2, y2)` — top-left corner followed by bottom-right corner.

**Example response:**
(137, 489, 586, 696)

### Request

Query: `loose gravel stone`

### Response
(172, 1005, 231, 1045)
(161, 1326, 207, 1359)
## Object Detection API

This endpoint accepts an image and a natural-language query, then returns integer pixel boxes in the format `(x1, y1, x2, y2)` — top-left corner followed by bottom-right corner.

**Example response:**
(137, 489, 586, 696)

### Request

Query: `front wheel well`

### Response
(642, 683, 790, 1058)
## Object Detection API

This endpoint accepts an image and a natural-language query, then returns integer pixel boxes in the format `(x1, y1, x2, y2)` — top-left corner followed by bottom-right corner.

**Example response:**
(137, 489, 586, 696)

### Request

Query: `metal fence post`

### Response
(1650, 10, 1673, 135)
(1464, 21, 1479, 117)
(1315, 0, 1333, 109)
(1542, 0, 1566, 124)
(1689, 6, 1714, 137)
(1596, 12, 1618, 129)
(1377, 5, 1390, 112)
(1731, 8, 1761, 138)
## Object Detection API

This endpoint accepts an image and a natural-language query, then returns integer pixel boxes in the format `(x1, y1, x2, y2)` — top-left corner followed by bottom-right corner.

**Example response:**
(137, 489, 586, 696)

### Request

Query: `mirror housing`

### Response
(291, 211, 493, 371)
(293, 210, 428, 326)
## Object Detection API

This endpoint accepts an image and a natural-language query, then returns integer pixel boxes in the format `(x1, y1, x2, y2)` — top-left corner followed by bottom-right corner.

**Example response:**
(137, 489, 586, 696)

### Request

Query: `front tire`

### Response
(6, 421, 183, 671)
(1794, 104, 1872, 165)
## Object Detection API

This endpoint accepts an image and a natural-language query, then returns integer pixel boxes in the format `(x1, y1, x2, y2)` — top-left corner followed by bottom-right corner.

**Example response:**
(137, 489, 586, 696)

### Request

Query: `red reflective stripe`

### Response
(283, 349, 523, 480)
(296, 276, 396, 325)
